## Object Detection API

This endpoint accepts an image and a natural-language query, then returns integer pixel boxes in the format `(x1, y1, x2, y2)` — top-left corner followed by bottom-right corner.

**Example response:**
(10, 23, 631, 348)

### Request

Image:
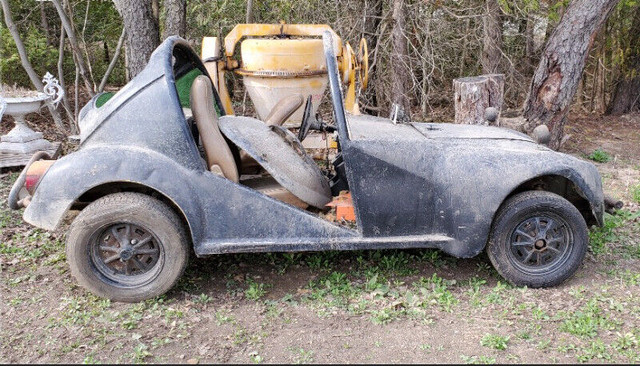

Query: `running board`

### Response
(195, 234, 455, 256)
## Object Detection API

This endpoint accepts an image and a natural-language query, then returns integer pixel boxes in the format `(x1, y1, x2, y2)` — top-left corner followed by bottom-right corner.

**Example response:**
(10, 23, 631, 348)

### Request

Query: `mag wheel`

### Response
(67, 192, 188, 302)
(487, 191, 588, 288)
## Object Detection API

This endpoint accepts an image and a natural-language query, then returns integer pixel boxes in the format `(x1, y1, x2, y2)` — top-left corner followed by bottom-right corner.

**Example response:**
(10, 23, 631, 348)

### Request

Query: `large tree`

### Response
(113, 0, 159, 78)
(163, 0, 186, 39)
(481, 0, 503, 74)
(607, 7, 640, 115)
(390, 0, 412, 119)
(523, 0, 620, 149)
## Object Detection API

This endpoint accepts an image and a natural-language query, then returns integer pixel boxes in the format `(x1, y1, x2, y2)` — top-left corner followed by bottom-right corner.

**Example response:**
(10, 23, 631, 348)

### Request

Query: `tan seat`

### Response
(240, 94, 304, 174)
(190, 75, 239, 182)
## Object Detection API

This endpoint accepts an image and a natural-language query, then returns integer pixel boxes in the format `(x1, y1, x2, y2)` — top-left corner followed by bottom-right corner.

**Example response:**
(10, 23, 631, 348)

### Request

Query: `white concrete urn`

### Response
(0, 72, 64, 154)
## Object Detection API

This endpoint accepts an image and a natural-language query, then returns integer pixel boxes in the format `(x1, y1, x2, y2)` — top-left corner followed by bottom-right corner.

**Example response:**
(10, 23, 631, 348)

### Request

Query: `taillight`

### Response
(24, 160, 55, 195)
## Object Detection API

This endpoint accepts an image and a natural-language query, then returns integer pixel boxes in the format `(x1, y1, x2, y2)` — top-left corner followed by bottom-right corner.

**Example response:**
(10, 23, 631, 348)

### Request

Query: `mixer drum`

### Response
(238, 38, 328, 127)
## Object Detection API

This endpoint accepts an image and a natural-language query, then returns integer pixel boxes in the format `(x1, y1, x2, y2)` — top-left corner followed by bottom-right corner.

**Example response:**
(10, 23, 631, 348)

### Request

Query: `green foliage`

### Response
(560, 299, 617, 338)
(0, 0, 124, 88)
(0, 26, 60, 87)
(589, 211, 634, 254)
(631, 184, 640, 204)
(588, 149, 612, 163)
(245, 278, 269, 301)
(460, 355, 497, 364)
(481, 334, 510, 350)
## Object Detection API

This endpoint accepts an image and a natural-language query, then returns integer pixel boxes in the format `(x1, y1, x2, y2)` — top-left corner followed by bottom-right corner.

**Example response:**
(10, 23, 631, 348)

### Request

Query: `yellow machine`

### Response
(201, 23, 368, 125)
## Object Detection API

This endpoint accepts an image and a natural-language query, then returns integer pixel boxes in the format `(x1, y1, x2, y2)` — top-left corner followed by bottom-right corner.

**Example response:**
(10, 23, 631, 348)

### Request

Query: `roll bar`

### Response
(323, 31, 350, 144)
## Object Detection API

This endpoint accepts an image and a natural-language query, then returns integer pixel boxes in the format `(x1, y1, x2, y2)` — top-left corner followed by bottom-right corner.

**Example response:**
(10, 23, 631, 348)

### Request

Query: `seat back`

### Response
(190, 75, 239, 182)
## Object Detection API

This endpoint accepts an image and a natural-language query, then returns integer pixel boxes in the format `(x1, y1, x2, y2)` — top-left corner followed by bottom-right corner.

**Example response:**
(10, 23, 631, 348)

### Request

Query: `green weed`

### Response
(576, 340, 612, 363)
(289, 347, 314, 364)
(560, 299, 617, 338)
(630, 184, 640, 204)
(413, 273, 458, 312)
(460, 355, 497, 364)
(245, 278, 269, 301)
(588, 149, 612, 163)
(481, 334, 509, 350)
(589, 213, 626, 254)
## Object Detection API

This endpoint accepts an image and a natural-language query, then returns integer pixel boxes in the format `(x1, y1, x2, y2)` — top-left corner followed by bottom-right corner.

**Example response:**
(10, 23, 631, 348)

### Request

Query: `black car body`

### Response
(10, 34, 604, 301)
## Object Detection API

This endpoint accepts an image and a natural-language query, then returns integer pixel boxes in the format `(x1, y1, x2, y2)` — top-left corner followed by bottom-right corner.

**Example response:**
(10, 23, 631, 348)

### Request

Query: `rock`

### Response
(532, 124, 551, 144)
(484, 107, 499, 123)
(187, 358, 199, 364)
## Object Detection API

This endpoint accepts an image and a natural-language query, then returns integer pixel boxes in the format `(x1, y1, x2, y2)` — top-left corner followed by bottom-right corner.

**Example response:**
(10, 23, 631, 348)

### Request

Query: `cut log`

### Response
(454, 74, 504, 126)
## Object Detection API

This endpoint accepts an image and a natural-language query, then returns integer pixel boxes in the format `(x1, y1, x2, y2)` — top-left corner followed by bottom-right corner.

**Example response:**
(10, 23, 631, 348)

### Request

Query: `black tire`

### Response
(66, 192, 189, 302)
(487, 191, 588, 288)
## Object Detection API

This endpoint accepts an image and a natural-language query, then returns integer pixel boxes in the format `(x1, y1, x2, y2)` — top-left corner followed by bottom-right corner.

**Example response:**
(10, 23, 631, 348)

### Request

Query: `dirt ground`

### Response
(0, 112, 639, 364)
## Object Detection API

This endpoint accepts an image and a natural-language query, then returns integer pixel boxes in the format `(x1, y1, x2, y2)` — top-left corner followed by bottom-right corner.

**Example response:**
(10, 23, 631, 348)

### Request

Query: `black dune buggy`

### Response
(9, 32, 604, 302)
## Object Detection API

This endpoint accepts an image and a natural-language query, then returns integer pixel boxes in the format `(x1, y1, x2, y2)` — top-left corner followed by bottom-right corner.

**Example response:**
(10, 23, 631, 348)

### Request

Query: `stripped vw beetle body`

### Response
(10, 33, 604, 302)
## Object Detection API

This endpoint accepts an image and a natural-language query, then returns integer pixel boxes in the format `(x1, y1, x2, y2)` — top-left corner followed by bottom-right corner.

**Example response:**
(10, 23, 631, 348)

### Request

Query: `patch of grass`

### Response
(486, 281, 509, 304)
(289, 347, 314, 364)
(249, 351, 263, 363)
(631, 184, 640, 204)
(245, 278, 269, 301)
(192, 293, 213, 305)
(214, 310, 235, 325)
(460, 355, 497, 364)
(560, 299, 617, 338)
(306, 271, 359, 309)
(481, 334, 509, 350)
(588, 148, 612, 163)
(413, 273, 458, 312)
(132, 343, 152, 363)
(576, 340, 612, 363)
(588, 212, 627, 254)
(612, 332, 638, 351)
(370, 307, 401, 325)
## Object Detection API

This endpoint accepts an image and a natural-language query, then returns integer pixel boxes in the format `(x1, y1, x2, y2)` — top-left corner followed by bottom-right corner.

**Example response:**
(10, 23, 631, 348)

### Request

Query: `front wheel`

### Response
(487, 191, 588, 288)
(66, 192, 189, 302)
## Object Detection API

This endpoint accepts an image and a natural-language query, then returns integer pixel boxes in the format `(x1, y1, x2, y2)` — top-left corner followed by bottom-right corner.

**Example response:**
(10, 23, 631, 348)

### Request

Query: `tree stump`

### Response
(453, 74, 504, 126)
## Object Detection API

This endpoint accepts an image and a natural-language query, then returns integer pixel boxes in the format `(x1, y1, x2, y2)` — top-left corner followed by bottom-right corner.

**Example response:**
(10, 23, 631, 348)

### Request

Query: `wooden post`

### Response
(453, 74, 504, 126)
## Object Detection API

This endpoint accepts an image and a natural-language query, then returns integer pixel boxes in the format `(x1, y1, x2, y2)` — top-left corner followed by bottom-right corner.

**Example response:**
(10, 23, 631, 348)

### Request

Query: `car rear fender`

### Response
(23, 145, 207, 245)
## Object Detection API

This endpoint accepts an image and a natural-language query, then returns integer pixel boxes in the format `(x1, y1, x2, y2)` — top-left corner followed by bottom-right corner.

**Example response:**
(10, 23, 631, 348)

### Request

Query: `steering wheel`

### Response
(297, 95, 313, 142)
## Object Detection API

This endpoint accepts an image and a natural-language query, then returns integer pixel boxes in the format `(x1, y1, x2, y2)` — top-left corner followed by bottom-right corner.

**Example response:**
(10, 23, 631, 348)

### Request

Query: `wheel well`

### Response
(505, 175, 597, 226)
(73, 182, 193, 245)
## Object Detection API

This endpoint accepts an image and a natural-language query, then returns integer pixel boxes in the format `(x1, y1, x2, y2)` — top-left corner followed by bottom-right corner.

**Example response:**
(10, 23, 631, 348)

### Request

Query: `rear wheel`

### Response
(487, 191, 588, 288)
(67, 192, 189, 302)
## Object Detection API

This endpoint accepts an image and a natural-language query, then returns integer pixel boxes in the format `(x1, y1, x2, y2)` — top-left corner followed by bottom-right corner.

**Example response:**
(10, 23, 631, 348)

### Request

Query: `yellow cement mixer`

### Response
(201, 23, 368, 126)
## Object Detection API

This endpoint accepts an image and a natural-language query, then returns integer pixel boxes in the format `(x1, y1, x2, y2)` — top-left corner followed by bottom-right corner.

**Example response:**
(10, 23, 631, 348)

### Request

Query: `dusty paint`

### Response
(12, 36, 604, 262)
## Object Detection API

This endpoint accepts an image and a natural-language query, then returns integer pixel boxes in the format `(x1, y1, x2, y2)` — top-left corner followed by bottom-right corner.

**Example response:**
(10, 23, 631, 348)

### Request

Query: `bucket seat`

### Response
(190, 75, 239, 182)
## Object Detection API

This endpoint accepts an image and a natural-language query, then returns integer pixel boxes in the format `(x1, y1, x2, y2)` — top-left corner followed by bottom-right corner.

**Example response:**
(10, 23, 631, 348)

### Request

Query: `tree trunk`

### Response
(114, 0, 160, 78)
(245, 0, 254, 23)
(51, 0, 95, 95)
(482, 0, 503, 74)
(454, 74, 504, 126)
(99, 28, 126, 93)
(525, 14, 536, 73)
(523, 0, 620, 150)
(163, 0, 186, 39)
(361, 0, 383, 115)
(607, 7, 640, 115)
(390, 0, 411, 119)
(39, 1, 54, 46)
